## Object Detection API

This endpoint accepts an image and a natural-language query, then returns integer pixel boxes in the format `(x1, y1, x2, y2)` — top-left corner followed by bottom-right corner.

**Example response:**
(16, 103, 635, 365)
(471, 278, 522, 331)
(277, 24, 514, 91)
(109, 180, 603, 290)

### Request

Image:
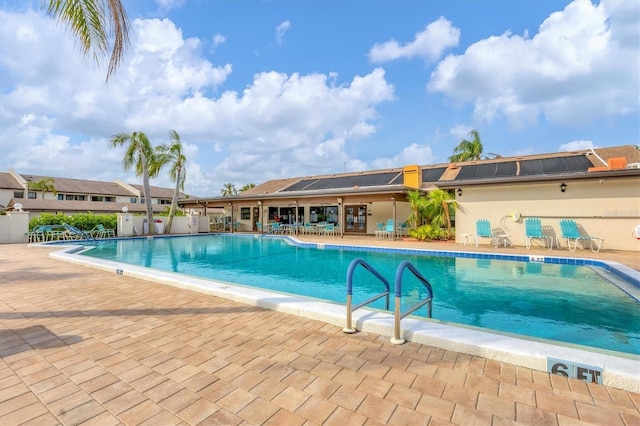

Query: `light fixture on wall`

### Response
(560, 182, 567, 193)
(121, 206, 128, 213)
(457, 188, 462, 196)
(337, 197, 342, 204)
(257, 200, 262, 206)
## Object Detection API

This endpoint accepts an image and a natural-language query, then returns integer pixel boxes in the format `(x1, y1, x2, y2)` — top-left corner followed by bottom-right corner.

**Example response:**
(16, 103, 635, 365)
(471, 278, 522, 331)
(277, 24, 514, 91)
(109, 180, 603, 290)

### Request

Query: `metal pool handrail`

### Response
(391, 260, 434, 344)
(343, 258, 390, 333)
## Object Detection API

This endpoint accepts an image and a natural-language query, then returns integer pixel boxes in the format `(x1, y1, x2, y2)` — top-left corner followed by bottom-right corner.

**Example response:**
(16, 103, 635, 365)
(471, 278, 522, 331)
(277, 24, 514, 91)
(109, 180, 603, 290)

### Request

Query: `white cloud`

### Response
(155, 0, 185, 15)
(558, 140, 596, 152)
(0, 9, 395, 196)
(427, 0, 639, 129)
(276, 20, 291, 45)
(369, 17, 460, 63)
(211, 33, 227, 52)
(371, 143, 434, 170)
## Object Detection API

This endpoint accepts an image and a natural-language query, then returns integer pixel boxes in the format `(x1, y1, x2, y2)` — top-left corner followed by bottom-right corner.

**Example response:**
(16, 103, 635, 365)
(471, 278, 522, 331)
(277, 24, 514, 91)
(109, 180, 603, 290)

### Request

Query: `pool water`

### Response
(81, 234, 640, 355)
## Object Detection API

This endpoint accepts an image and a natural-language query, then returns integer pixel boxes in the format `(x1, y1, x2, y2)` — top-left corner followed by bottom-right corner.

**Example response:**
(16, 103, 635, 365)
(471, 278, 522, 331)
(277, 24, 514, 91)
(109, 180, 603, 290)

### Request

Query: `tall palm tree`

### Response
(221, 183, 237, 197)
(448, 129, 484, 163)
(28, 177, 57, 199)
(109, 131, 156, 234)
(45, 0, 130, 81)
(153, 130, 187, 233)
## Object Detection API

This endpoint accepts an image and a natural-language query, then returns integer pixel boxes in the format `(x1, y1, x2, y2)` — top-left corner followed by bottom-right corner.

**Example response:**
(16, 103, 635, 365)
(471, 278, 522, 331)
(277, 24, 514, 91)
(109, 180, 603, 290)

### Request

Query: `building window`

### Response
(58, 194, 64, 200)
(65, 195, 86, 201)
(130, 198, 137, 203)
(240, 207, 250, 220)
(158, 199, 171, 205)
(92, 196, 104, 202)
(310, 206, 338, 224)
(13, 191, 24, 198)
(28, 192, 37, 199)
(104, 197, 114, 202)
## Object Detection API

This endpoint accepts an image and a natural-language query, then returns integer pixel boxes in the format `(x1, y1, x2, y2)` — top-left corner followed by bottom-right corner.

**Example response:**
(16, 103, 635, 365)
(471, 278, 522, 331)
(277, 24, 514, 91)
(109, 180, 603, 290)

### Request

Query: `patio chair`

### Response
(524, 217, 552, 250)
(323, 223, 336, 236)
(396, 222, 408, 238)
(557, 219, 604, 252)
(302, 223, 316, 235)
(374, 222, 387, 240)
(265, 222, 279, 234)
(475, 219, 498, 247)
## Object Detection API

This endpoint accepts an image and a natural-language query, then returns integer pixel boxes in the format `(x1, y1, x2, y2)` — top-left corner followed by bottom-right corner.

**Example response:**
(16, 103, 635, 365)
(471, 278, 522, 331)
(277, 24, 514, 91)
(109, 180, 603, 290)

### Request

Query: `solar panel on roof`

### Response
(421, 167, 446, 183)
(281, 172, 400, 192)
(519, 156, 592, 175)
(282, 179, 318, 192)
(455, 162, 517, 180)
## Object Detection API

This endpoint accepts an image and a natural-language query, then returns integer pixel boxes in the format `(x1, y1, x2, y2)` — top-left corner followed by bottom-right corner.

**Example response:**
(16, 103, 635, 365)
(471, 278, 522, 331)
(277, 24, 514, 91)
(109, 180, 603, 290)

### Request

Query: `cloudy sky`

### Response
(0, 0, 638, 196)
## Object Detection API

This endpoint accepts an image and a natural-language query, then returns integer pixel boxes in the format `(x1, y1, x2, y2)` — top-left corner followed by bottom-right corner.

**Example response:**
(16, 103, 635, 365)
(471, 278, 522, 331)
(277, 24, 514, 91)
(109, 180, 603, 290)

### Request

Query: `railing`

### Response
(391, 261, 433, 344)
(343, 258, 390, 333)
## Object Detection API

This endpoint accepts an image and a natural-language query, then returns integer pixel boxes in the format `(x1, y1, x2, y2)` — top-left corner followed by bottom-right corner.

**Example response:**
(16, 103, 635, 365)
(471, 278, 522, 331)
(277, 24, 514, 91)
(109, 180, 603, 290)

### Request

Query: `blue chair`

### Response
(475, 219, 498, 247)
(524, 218, 552, 250)
(323, 223, 336, 236)
(558, 219, 603, 252)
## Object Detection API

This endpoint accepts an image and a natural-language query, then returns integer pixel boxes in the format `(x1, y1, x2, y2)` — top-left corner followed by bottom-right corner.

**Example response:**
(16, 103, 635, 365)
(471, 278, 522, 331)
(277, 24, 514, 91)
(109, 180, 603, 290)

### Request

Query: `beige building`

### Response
(181, 145, 640, 252)
(0, 169, 185, 216)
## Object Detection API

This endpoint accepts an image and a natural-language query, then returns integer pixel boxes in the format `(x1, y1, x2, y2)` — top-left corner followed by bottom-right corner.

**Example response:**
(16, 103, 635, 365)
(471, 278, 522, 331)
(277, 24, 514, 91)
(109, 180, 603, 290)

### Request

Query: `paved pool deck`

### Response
(0, 239, 639, 425)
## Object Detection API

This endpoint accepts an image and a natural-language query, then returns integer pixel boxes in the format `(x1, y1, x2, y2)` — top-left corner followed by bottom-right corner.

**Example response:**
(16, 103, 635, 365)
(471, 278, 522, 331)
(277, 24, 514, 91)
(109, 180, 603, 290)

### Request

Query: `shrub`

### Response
(408, 224, 449, 241)
(29, 213, 117, 231)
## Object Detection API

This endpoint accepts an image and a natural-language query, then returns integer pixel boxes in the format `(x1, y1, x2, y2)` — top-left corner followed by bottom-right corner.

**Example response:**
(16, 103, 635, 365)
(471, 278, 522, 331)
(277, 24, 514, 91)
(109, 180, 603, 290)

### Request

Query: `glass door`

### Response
(345, 205, 367, 233)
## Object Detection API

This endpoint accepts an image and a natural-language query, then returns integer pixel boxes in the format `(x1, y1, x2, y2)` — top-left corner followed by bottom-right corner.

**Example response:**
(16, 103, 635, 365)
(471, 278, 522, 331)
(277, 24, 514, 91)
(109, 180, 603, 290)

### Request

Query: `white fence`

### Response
(0, 213, 210, 244)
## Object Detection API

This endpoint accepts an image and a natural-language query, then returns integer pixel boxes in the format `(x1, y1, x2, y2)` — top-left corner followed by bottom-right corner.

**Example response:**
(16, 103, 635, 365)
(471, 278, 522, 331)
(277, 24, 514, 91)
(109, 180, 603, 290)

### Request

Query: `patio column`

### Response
(391, 197, 396, 241)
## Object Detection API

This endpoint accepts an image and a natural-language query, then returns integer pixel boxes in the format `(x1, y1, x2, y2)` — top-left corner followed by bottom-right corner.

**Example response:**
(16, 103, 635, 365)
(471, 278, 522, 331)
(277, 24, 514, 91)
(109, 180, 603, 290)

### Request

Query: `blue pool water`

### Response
(80, 234, 640, 355)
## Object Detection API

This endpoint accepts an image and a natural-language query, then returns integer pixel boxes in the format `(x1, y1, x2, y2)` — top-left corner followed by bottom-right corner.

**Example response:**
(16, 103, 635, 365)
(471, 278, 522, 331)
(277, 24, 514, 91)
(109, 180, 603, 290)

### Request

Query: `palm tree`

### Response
(425, 189, 458, 237)
(448, 129, 484, 163)
(153, 130, 187, 233)
(239, 183, 255, 192)
(221, 183, 237, 197)
(28, 177, 57, 199)
(109, 131, 156, 234)
(44, 0, 130, 81)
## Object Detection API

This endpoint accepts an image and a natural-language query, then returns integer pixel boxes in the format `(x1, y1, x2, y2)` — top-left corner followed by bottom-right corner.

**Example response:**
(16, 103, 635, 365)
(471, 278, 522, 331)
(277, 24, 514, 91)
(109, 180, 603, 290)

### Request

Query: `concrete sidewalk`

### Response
(0, 243, 638, 425)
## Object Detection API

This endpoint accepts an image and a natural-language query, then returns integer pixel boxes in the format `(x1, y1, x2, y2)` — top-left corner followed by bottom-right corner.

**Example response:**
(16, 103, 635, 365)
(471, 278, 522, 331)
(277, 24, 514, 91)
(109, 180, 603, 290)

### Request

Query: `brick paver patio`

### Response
(1, 242, 638, 425)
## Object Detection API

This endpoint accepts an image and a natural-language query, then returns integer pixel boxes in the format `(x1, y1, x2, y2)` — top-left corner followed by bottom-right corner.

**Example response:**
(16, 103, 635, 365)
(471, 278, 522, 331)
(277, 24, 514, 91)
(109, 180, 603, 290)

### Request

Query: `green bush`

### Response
(408, 224, 449, 241)
(29, 213, 117, 231)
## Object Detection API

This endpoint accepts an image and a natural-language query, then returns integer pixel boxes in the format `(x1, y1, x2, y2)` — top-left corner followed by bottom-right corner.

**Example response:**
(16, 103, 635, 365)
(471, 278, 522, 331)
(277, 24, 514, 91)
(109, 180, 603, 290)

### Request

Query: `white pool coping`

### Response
(49, 244, 640, 393)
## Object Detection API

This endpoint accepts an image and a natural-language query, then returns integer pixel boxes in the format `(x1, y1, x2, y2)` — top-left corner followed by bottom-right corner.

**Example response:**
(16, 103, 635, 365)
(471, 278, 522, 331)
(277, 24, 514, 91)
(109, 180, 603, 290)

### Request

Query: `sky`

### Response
(0, 0, 638, 197)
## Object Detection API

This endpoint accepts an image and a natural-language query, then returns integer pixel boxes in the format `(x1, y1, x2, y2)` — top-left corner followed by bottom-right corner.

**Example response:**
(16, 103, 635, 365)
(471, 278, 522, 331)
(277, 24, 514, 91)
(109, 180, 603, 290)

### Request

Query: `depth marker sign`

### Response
(547, 358, 603, 385)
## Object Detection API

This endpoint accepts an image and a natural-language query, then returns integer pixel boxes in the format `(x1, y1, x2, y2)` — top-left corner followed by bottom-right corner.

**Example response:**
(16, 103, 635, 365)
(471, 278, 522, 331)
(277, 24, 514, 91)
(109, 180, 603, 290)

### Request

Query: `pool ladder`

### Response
(344, 258, 434, 345)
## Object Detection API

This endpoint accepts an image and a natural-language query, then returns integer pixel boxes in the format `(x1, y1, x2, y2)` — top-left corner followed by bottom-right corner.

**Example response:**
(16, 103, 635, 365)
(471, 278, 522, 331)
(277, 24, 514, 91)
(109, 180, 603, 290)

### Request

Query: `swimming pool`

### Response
(79, 234, 640, 356)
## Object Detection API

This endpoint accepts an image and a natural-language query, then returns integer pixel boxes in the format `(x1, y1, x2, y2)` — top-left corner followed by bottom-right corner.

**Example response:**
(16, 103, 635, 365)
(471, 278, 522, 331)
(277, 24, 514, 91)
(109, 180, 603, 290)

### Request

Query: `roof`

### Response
(21, 174, 133, 196)
(0, 172, 23, 190)
(183, 145, 640, 205)
(130, 184, 185, 199)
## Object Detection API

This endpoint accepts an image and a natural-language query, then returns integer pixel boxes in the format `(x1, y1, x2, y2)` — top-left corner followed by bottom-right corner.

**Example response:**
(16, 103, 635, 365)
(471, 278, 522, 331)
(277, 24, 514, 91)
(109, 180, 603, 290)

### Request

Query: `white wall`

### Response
(0, 212, 30, 243)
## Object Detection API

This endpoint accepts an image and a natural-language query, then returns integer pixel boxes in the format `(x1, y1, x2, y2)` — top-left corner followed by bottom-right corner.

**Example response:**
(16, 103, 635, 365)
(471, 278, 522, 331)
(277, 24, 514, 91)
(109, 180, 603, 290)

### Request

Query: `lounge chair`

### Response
(557, 219, 604, 252)
(474, 219, 499, 247)
(524, 217, 552, 250)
